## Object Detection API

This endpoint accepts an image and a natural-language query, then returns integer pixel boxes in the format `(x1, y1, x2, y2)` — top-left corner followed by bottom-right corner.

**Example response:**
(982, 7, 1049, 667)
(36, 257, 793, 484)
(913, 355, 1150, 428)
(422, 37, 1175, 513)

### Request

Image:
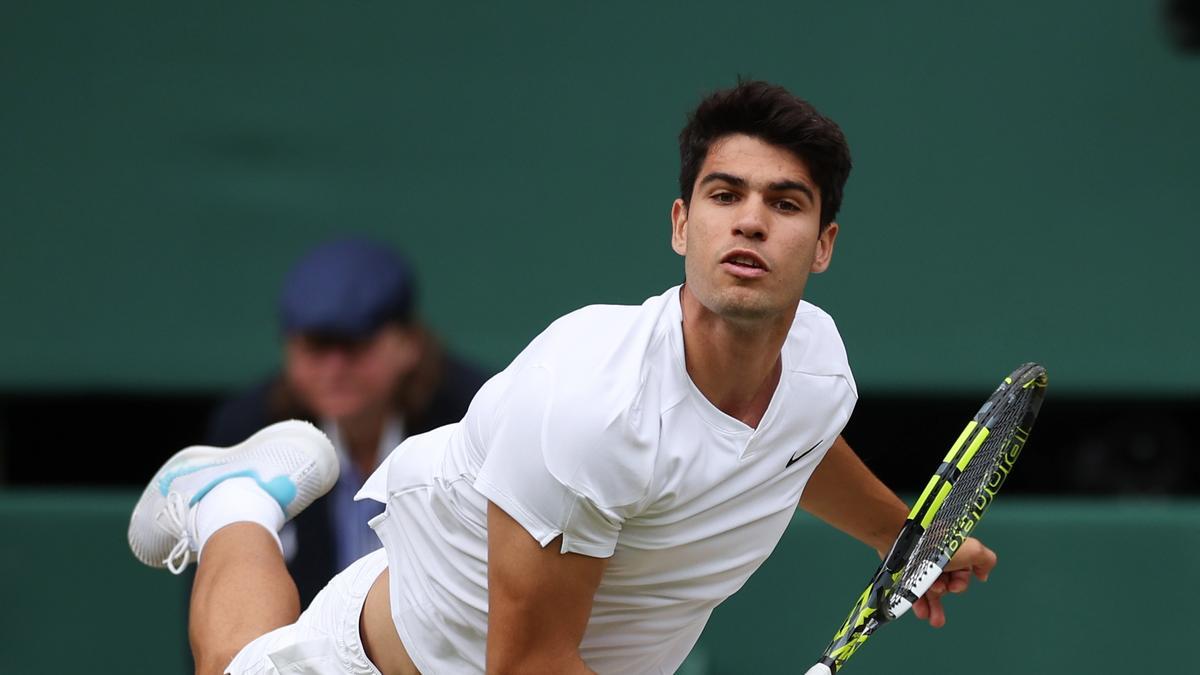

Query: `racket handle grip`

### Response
(804, 664, 833, 675)
(887, 559, 945, 620)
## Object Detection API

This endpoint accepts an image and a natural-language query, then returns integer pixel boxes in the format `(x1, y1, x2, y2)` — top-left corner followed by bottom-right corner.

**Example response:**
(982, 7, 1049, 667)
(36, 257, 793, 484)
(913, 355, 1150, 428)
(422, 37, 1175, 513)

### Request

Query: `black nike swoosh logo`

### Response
(786, 439, 823, 469)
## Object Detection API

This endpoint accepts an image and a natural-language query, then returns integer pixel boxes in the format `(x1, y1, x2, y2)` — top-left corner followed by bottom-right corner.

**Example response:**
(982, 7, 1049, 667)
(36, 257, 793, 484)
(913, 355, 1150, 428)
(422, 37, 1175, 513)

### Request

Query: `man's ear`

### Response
(811, 221, 839, 273)
(671, 199, 688, 256)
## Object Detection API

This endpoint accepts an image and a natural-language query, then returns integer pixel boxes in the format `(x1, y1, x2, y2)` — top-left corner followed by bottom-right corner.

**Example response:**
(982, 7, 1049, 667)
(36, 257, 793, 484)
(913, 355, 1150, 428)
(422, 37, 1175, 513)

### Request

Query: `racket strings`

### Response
(898, 385, 1035, 591)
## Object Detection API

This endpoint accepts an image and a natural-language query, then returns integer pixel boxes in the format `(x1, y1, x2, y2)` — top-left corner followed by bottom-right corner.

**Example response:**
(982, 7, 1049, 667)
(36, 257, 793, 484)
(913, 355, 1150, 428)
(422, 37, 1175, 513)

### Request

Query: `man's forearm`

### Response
(487, 651, 596, 675)
(798, 436, 908, 555)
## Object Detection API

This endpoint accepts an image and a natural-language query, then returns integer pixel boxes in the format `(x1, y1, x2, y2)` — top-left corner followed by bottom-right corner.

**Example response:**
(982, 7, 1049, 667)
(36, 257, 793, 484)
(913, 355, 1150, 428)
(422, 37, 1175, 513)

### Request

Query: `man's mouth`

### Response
(721, 250, 768, 271)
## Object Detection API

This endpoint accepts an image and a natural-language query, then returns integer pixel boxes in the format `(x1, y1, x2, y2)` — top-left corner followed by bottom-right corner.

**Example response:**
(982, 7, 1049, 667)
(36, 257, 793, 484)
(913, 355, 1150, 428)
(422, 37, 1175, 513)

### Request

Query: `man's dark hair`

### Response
(678, 81, 852, 228)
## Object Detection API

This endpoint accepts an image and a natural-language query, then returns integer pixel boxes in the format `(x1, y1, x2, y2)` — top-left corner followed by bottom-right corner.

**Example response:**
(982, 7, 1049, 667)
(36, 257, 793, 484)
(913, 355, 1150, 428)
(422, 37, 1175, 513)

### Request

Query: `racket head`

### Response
(892, 362, 1047, 610)
(809, 363, 1048, 674)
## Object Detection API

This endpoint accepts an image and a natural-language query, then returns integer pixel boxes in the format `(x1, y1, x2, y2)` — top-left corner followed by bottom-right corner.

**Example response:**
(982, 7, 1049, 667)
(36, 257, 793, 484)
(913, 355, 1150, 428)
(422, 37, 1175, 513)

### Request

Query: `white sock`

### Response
(193, 477, 285, 559)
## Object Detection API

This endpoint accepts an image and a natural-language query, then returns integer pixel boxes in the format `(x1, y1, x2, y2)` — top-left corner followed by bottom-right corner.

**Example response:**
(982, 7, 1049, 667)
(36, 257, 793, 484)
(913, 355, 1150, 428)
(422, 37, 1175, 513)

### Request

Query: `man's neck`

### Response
(678, 286, 793, 429)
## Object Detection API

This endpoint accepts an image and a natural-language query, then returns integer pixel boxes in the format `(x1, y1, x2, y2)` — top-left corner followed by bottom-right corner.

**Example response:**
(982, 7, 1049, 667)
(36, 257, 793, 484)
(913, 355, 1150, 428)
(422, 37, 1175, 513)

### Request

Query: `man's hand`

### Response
(797, 438, 999, 629)
(911, 537, 997, 628)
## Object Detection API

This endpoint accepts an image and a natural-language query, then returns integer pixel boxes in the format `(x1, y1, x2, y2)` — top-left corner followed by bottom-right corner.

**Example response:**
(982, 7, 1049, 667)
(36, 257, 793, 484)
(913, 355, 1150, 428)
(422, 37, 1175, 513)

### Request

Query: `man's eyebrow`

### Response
(699, 172, 816, 204)
(768, 180, 816, 203)
(698, 172, 746, 187)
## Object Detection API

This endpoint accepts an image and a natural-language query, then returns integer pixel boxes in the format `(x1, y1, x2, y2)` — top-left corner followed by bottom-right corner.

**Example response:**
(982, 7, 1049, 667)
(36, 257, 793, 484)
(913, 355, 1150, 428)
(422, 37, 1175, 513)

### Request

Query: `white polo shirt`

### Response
(358, 285, 857, 674)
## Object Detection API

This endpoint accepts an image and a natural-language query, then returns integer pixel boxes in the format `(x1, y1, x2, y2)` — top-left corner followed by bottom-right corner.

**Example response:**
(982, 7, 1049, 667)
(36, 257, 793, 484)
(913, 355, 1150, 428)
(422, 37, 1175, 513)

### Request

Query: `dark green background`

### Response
(2, 4, 1196, 671)
(3, 1, 1197, 393)
(4, 492, 1196, 674)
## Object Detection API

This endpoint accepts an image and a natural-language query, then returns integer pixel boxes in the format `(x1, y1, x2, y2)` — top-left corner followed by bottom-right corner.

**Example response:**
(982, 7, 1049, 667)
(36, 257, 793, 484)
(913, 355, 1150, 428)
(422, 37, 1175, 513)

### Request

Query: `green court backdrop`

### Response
(2, 491, 1196, 673)
(2, 1, 1198, 394)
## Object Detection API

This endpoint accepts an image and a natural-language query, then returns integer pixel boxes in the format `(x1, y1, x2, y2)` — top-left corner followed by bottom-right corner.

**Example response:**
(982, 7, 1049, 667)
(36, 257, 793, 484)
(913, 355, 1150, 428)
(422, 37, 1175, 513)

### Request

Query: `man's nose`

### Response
(732, 199, 768, 241)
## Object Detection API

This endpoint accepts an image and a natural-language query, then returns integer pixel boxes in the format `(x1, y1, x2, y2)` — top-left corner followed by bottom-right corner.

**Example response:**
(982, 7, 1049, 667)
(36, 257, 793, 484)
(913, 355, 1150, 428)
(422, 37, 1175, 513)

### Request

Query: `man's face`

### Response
(671, 133, 838, 322)
(284, 325, 419, 421)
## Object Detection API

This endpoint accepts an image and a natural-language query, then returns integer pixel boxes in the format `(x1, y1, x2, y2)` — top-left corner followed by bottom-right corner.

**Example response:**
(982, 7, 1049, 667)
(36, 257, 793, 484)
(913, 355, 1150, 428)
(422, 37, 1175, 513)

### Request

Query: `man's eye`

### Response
(776, 200, 801, 212)
(713, 192, 737, 204)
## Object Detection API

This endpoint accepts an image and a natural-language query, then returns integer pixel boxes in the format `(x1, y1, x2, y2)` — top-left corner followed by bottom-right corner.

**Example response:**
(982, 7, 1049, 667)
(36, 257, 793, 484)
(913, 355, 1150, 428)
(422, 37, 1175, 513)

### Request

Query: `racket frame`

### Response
(807, 363, 1048, 674)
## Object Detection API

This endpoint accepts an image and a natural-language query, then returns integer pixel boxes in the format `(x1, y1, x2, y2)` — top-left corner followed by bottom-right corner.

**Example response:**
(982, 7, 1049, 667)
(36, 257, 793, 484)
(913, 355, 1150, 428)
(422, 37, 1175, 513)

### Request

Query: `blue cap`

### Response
(279, 238, 416, 339)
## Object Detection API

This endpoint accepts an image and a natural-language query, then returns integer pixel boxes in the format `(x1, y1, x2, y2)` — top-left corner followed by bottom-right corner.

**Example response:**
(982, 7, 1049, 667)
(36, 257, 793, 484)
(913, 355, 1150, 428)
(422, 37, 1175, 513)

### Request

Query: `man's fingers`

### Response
(973, 557, 995, 583)
(946, 537, 998, 580)
(913, 595, 929, 620)
(926, 590, 946, 628)
(915, 586, 947, 627)
(947, 570, 971, 593)
(913, 540, 996, 629)
(972, 545, 998, 581)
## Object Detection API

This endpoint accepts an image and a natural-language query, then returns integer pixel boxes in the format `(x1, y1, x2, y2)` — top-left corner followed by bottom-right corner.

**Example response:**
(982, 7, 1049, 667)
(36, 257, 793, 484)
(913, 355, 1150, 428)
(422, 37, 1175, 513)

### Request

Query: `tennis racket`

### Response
(804, 362, 1048, 675)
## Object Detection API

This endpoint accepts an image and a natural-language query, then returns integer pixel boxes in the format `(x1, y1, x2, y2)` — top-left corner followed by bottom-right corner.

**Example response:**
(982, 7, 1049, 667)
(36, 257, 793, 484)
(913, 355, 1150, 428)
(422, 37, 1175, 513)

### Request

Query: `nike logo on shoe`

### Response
(786, 440, 823, 469)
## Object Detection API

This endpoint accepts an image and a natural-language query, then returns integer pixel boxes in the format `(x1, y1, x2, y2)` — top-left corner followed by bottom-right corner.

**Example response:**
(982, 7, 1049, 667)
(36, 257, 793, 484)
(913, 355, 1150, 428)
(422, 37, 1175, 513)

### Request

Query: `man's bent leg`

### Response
(190, 523, 301, 675)
(126, 421, 339, 672)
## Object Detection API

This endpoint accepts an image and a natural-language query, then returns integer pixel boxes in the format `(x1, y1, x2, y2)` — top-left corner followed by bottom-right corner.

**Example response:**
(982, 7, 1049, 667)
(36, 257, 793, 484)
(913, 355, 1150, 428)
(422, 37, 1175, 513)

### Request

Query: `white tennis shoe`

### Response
(127, 420, 338, 574)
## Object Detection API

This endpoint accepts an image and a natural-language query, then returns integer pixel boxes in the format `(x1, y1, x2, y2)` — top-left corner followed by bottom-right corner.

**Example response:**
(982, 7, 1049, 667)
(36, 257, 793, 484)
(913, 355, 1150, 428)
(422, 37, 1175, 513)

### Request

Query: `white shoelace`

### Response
(158, 491, 195, 575)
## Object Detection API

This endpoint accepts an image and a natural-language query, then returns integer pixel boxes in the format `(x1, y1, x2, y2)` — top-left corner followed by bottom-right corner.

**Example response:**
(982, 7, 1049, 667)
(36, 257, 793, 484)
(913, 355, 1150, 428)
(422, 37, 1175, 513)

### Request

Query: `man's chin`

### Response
(708, 291, 781, 322)
(685, 282, 797, 323)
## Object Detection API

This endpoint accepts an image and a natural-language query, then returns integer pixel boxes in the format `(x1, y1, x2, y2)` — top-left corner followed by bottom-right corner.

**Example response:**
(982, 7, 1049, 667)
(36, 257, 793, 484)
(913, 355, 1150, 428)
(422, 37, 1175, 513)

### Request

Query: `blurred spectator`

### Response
(205, 237, 490, 605)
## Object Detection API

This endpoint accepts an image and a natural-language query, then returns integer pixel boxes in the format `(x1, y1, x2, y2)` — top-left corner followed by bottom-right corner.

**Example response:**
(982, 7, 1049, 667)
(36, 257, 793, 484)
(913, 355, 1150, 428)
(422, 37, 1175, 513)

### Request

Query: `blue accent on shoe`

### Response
(186, 470, 297, 512)
(259, 475, 298, 511)
(159, 462, 220, 496)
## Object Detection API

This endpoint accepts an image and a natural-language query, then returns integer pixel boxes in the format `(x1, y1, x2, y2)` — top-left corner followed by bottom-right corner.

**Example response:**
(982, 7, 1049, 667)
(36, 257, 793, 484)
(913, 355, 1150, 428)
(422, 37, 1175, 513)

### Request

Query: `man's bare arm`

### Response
(799, 435, 908, 555)
(486, 501, 608, 675)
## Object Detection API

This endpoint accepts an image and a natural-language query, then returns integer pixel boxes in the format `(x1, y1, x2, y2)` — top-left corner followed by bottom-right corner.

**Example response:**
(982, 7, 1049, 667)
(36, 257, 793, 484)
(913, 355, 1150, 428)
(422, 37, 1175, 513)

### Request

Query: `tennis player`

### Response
(129, 81, 997, 675)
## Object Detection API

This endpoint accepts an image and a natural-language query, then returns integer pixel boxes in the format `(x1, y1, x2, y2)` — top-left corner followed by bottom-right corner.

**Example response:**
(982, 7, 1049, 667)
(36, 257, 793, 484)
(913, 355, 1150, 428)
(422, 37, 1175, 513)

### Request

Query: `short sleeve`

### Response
(473, 365, 628, 558)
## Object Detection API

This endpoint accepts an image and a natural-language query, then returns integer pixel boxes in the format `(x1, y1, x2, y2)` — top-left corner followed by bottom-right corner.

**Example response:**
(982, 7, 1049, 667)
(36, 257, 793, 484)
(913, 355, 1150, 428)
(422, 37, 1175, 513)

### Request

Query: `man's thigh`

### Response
(225, 550, 388, 675)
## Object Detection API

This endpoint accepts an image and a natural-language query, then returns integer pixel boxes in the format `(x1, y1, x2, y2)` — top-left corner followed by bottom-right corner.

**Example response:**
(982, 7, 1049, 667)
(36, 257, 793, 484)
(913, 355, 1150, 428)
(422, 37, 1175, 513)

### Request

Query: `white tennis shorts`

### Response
(225, 549, 388, 675)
